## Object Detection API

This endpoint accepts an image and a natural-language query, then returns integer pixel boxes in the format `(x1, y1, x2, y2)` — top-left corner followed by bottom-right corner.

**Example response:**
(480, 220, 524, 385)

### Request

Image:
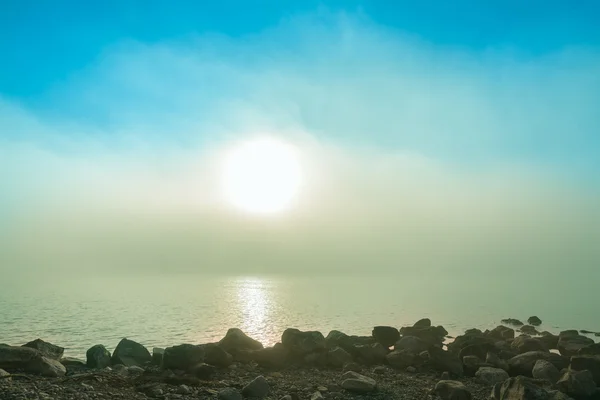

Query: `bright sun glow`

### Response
(221, 138, 302, 214)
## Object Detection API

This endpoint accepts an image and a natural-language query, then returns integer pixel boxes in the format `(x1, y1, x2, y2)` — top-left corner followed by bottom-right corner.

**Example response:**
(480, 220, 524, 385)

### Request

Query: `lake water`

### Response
(1, 272, 598, 358)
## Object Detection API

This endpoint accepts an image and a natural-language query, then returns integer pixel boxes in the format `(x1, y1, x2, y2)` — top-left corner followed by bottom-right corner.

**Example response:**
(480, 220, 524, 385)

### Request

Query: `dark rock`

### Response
(373, 366, 386, 374)
(22, 339, 64, 360)
(325, 330, 350, 349)
(253, 343, 289, 369)
(559, 330, 580, 339)
(434, 380, 472, 400)
(532, 359, 560, 383)
(342, 362, 362, 373)
(488, 326, 515, 340)
(491, 376, 551, 399)
(386, 349, 415, 369)
(86, 345, 111, 369)
(191, 362, 217, 379)
(459, 342, 499, 361)
(242, 375, 270, 398)
(521, 325, 540, 335)
(161, 344, 205, 371)
(111, 338, 152, 367)
(60, 357, 86, 368)
(528, 316, 542, 326)
(218, 328, 263, 353)
(282, 329, 326, 356)
(152, 348, 164, 366)
(413, 318, 432, 328)
(340, 371, 376, 393)
(354, 343, 387, 364)
(395, 336, 429, 354)
(511, 336, 547, 354)
(501, 318, 524, 327)
(462, 355, 486, 376)
(538, 333, 560, 350)
(576, 343, 600, 356)
(569, 355, 600, 385)
(466, 328, 484, 336)
(0, 345, 66, 377)
(399, 325, 447, 346)
(508, 351, 568, 377)
(327, 347, 353, 368)
(556, 370, 596, 398)
(202, 343, 233, 367)
(557, 335, 594, 357)
(426, 346, 464, 377)
(580, 330, 597, 335)
(218, 388, 243, 400)
(371, 326, 399, 347)
(476, 367, 509, 385)
(487, 352, 509, 372)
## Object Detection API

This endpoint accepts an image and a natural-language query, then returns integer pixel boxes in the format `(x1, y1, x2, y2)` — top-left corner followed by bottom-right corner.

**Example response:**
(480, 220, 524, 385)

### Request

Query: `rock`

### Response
(373, 366, 386, 374)
(22, 339, 64, 360)
(528, 316, 542, 326)
(60, 357, 86, 367)
(520, 326, 540, 335)
(532, 359, 560, 383)
(538, 333, 560, 350)
(489, 326, 516, 340)
(354, 343, 387, 364)
(0, 345, 66, 377)
(414, 318, 432, 328)
(434, 380, 472, 400)
(372, 326, 399, 347)
(202, 343, 233, 367)
(253, 344, 289, 369)
(127, 365, 144, 374)
(569, 355, 600, 385)
(491, 376, 551, 399)
(152, 347, 164, 365)
(281, 329, 326, 356)
(399, 325, 447, 346)
(304, 352, 327, 365)
(343, 361, 362, 372)
(310, 391, 324, 400)
(86, 345, 111, 369)
(512, 336, 547, 354)
(463, 355, 485, 375)
(325, 330, 351, 348)
(191, 362, 217, 379)
(508, 351, 568, 377)
(577, 343, 600, 356)
(0, 368, 10, 378)
(218, 328, 263, 354)
(448, 333, 497, 360)
(546, 390, 574, 400)
(111, 338, 151, 367)
(340, 371, 376, 393)
(441, 371, 451, 380)
(427, 346, 464, 377)
(406, 366, 417, 373)
(327, 347, 353, 368)
(218, 388, 243, 400)
(557, 335, 594, 357)
(394, 336, 429, 354)
(242, 375, 270, 398)
(161, 344, 205, 371)
(501, 318, 524, 327)
(176, 385, 192, 395)
(112, 363, 127, 375)
(556, 370, 597, 398)
(559, 330, 579, 339)
(487, 352, 509, 372)
(476, 367, 509, 385)
(386, 350, 415, 369)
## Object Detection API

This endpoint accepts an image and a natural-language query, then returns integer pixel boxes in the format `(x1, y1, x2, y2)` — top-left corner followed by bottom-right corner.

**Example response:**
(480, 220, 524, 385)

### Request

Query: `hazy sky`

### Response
(1, 1, 599, 275)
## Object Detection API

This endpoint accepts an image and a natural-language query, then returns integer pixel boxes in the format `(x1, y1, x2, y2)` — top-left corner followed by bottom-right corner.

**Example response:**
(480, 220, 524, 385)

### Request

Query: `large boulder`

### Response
(386, 349, 415, 369)
(434, 380, 472, 400)
(426, 346, 464, 377)
(501, 318, 524, 327)
(218, 328, 263, 354)
(372, 326, 399, 347)
(354, 343, 387, 364)
(487, 352, 509, 372)
(511, 336, 547, 354)
(395, 336, 429, 354)
(340, 371, 376, 393)
(508, 351, 568, 377)
(253, 343, 289, 369)
(476, 367, 509, 386)
(521, 326, 540, 336)
(532, 359, 560, 383)
(528, 316, 543, 326)
(0, 345, 66, 377)
(538, 333, 560, 350)
(86, 345, 111, 369)
(111, 338, 151, 367)
(399, 325, 447, 346)
(202, 343, 233, 367)
(22, 339, 64, 360)
(327, 347, 353, 368)
(491, 376, 552, 399)
(413, 318, 432, 328)
(488, 326, 515, 340)
(556, 370, 597, 399)
(577, 343, 600, 356)
(557, 335, 594, 357)
(242, 375, 270, 399)
(161, 344, 205, 371)
(569, 355, 600, 385)
(282, 329, 326, 356)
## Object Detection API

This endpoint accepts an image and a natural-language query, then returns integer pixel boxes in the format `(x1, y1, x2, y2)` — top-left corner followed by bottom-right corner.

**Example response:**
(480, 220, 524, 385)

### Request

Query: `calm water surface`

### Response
(1, 272, 597, 357)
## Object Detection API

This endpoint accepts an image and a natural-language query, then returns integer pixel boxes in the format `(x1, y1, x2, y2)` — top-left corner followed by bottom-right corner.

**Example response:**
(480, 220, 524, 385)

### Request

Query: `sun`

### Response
(221, 138, 303, 214)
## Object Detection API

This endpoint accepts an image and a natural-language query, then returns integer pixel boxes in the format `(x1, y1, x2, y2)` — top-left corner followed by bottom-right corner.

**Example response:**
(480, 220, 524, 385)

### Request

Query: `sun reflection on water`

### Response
(235, 277, 273, 345)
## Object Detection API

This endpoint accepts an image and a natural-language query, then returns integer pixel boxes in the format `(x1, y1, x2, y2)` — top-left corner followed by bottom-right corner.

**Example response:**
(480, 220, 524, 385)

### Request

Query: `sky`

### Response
(1, 1, 599, 275)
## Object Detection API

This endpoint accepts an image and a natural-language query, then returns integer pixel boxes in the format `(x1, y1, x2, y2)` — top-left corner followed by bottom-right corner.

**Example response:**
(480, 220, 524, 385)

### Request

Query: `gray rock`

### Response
(373, 366, 386, 374)
(111, 338, 151, 367)
(538, 333, 560, 350)
(386, 349, 415, 369)
(0, 345, 66, 377)
(253, 344, 289, 369)
(569, 355, 600, 385)
(340, 371, 376, 393)
(512, 336, 547, 354)
(371, 326, 399, 347)
(476, 367, 509, 386)
(59, 357, 86, 367)
(0, 368, 10, 377)
(434, 380, 472, 400)
(327, 347, 353, 368)
(218, 388, 243, 400)
(152, 348, 164, 366)
(202, 343, 233, 367)
(441, 371, 451, 380)
(310, 391, 324, 400)
(527, 316, 542, 326)
(86, 345, 111, 369)
(532, 359, 560, 383)
(486, 352, 509, 372)
(577, 343, 600, 356)
(406, 366, 417, 373)
(501, 318, 524, 327)
(394, 336, 429, 354)
(22, 339, 64, 360)
(427, 346, 464, 377)
(342, 362, 362, 373)
(127, 365, 144, 374)
(557, 335, 594, 357)
(546, 391, 574, 400)
(354, 342, 387, 364)
(218, 328, 263, 353)
(463, 355, 483, 371)
(508, 351, 568, 377)
(520, 326, 540, 335)
(556, 370, 596, 398)
(176, 385, 191, 395)
(281, 329, 326, 356)
(161, 344, 205, 371)
(491, 376, 551, 399)
(191, 362, 217, 379)
(413, 318, 432, 328)
(559, 330, 579, 339)
(242, 375, 270, 399)
(488, 326, 515, 340)
(399, 325, 447, 346)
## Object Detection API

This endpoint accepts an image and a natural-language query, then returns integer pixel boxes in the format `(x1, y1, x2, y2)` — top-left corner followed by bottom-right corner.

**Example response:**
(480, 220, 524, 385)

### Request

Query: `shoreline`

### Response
(1, 318, 600, 399)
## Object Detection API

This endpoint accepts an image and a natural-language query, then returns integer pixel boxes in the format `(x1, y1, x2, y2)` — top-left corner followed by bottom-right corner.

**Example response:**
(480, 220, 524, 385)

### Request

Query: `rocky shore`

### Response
(1, 317, 600, 399)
